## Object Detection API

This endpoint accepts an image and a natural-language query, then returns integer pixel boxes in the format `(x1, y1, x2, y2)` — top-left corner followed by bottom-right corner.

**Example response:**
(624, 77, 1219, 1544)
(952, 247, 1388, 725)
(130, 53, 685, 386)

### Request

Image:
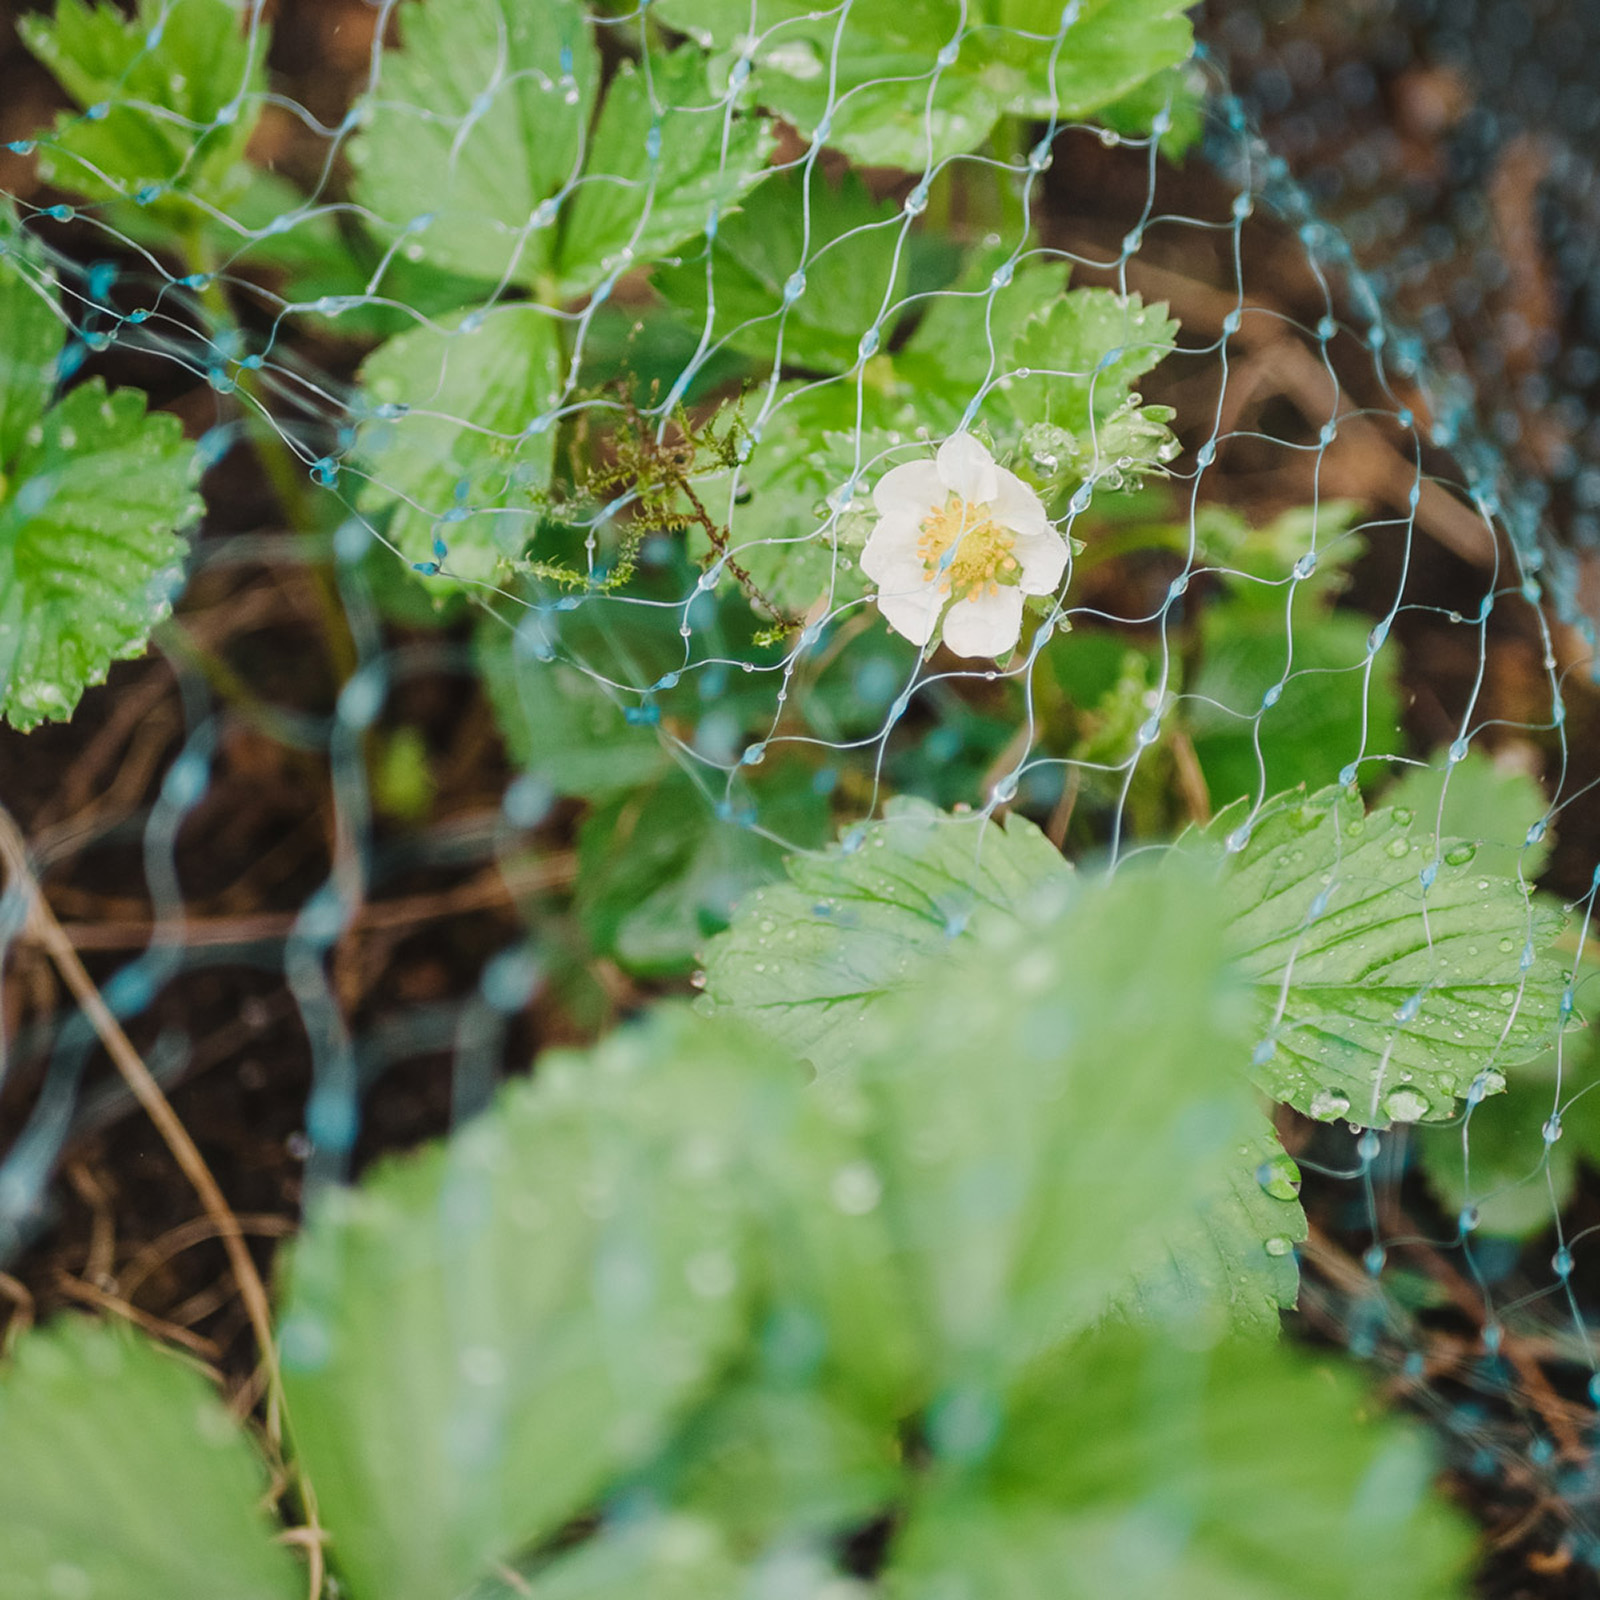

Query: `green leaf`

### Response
(477, 619, 670, 802)
(888, 1327, 1472, 1600)
(280, 1008, 796, 1600)
(577, 762, 828, 977)
(0, 1318, 301, 1600)
(1094, 60, 1207, 153)
(0, 225, 64, 466)
(1186, 509, 1396, 811)
(20, 0, 267, 215)
(1001, 288, 1179, 435)
(716, 383, 914, 616)
(481, 587, 790, 802)
(633, 1381, 902, 1553)
(652, 170, 908, 374)
(655, 0, 1194, 168)
(348, 0, 598, 288)
(1017, 398, 1181, 507)
(985, 0, 1197, 123)
(654, 1, 982, 168)
(1413, 1035, 1600, 1239)
(1212, 787, 1568, 1127)
(477, 1514, 844, 1600)
(706, 800, 1294, 1343)
(701, 796, 1074, 1066)
(355, 302, 563, 583)
(498, 1516, 745, 1600)
(1118, 1121, 1306, 1339)
(900, 248, 1070, 385)
(705, 806, 1277, 1369)
(892, 246, 1072, 431)
(847, 853, 1258, 1381)
(1209, 501, 1364, 597)
(0, 376, 202, 730)
(207, 169, 498, 342)
(574, 302, 749, 406)
(1383, 747, 1552, 881)
(1188, 609, 1404, 813)
(554, 47, 774, 297)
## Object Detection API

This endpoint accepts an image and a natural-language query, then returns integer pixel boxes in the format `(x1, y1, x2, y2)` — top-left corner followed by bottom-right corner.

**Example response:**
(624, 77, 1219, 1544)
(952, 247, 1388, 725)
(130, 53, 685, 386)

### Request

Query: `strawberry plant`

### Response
(0, 2, 1577, 1597)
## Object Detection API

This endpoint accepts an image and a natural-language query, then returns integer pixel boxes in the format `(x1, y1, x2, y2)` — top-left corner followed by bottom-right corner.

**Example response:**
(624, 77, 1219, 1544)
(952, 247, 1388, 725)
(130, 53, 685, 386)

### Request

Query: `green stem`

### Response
(990, 114, 1029, 243)
(182, 228, 358, 682)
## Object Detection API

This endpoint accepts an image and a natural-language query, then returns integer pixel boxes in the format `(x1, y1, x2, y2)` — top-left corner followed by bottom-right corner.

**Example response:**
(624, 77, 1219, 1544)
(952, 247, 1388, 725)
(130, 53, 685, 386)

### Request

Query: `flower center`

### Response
(916, 493, 1018, 597)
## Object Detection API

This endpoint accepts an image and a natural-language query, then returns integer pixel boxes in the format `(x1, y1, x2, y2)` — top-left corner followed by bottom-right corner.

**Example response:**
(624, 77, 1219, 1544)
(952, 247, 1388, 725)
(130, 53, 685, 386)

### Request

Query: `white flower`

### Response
(861, 433, 1069, 660)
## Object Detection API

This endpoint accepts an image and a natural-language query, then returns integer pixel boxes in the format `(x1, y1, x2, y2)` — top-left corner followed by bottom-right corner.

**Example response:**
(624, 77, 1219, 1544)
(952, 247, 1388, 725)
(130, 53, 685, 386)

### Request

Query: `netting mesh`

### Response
(5, 0, 1600, 1580)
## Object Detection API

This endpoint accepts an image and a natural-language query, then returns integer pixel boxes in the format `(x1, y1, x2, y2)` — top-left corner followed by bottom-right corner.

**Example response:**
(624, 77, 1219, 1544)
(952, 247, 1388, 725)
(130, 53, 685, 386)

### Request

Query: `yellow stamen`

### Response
(916, 493, 1019, 599)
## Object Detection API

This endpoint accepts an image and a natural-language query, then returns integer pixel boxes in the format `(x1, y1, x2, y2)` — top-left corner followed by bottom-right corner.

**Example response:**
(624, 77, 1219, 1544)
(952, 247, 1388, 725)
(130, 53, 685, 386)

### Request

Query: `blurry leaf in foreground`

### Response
(888, 1326, 1473, 1600)
(473, 1512, 843, 1600)
(280, 1009, 787, 1600)
(0, 1318, 300, 1600)
(707, 800, 1297, 1342)
(628, 1380, 902, 1556)
(846, 853, 1258, 1382)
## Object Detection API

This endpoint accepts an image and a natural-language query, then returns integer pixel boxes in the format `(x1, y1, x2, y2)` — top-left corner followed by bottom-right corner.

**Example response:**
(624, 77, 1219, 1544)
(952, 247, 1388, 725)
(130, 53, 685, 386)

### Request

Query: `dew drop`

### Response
(1468, 1069, 1507, 1103)
(831, 1161, 882, 1215)
(1309, 1087, 1350, 1121)
(1255, 1151, 1302, 1201)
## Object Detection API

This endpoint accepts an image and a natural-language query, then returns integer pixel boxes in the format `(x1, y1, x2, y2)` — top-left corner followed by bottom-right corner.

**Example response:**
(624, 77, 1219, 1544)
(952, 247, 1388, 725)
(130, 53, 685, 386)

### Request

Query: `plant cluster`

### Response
(0, 1, 1582, 1596)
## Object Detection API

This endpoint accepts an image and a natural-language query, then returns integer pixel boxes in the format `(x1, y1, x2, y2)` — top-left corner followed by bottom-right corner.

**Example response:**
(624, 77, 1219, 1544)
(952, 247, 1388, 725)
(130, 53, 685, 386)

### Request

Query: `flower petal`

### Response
(872, 459, 944, 519)
(877, 581, 944, 647)
(941, 585, 1024, 660)
(992, 465, 1052, 538)
(867, 542, 932, 597)
(936, 432, 999, 505)
(1014, 528, 1069, 594)
(861, 512, 924, 584)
